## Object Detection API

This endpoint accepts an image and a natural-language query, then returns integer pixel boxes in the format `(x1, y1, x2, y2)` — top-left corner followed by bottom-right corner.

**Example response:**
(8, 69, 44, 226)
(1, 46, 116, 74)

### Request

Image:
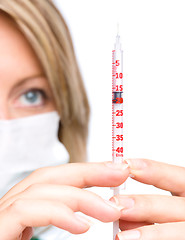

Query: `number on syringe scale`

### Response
(116, 122, 123, 128)
(113, 98, 123, 104)
(112, 60, 120, 66)
(115, 60, 120, 66)
(115, 110, 123, 116)
(116, 147, 123, 153)
(116, 73, 123, 79)
(115, 85, 123, 91)
(116, 135, 123, 141)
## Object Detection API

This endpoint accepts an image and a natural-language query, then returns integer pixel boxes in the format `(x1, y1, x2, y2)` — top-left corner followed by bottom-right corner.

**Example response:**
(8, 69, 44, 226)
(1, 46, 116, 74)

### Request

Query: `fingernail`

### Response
(126, 159, 147, 170)
(74, 213, 94, 226)
(106, 161, 129, 171)
(117, 230, 141, 240)
(112, 196, 134, 211)
(104, 199, 124, 211)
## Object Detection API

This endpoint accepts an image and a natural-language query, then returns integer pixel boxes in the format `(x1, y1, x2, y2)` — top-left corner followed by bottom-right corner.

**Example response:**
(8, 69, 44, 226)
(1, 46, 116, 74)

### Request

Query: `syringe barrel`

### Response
(112, 33, 124, 240)
(112, 36, 123, 164)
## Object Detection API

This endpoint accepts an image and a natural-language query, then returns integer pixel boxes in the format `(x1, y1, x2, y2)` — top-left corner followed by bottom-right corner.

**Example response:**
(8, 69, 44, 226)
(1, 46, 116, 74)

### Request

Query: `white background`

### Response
(54, 0, 185, 239)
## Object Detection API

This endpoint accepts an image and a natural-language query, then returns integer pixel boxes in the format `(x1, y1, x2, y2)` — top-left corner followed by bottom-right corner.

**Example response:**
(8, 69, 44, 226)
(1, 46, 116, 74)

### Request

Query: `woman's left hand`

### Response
(112, 158, 185, 240)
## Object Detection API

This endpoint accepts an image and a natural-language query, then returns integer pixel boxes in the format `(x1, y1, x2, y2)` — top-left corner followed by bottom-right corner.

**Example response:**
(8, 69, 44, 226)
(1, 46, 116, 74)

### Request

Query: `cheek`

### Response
(44, 102, 57, 111)
(9, 99, 57, 119)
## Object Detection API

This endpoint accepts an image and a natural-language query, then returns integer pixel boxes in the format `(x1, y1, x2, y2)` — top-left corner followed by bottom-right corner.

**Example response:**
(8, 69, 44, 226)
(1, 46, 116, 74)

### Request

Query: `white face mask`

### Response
(0, 111, 69, 198)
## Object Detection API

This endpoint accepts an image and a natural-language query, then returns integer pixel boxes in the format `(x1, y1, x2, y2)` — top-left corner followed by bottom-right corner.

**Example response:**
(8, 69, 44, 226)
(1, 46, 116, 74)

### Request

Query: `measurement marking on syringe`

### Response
(112, 31, 124, 240)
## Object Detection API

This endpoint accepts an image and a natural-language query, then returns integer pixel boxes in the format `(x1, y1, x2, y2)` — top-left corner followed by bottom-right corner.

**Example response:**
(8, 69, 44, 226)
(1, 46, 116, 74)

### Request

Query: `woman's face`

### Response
(0, 13, 56, 120)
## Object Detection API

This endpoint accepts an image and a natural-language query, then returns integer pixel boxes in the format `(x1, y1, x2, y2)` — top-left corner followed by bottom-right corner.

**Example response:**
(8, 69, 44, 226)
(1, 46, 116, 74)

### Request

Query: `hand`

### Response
(0, 161, 129, 240)
(112, 158, 185, 240)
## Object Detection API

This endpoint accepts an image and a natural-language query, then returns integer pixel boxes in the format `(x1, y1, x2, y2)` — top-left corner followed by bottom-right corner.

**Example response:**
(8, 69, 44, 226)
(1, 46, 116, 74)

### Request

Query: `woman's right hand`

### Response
(0, 161, 129, 240)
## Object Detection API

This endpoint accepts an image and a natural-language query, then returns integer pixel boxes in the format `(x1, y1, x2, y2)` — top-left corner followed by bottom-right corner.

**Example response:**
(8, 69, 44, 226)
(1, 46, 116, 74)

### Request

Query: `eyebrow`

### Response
(9, 73, 45, 97)
(14, 73, 45, 88)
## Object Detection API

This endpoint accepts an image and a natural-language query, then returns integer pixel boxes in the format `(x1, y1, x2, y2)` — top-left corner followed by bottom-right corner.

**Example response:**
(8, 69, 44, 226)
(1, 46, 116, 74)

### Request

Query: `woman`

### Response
(0, 0, 129, 239)
(0, 1, 185, 240)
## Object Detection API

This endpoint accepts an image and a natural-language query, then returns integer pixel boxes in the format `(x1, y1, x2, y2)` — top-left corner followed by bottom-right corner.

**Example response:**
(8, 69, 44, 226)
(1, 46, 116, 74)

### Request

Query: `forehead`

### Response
(0, 12, 42, 84)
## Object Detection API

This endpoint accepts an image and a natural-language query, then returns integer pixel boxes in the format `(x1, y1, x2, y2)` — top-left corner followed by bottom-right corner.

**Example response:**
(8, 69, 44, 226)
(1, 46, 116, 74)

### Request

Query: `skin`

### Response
(1, 9, 185, 240)
(0, 12, 130, 240)
(113, 158, 185, 240)
(0, 13, 55, 119)
(0, 162, 129, 240)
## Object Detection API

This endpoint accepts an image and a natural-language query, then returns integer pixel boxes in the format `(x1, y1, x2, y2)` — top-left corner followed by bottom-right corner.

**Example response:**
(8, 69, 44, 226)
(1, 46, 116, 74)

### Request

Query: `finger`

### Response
(1, 161, 129, 202)
(119, 220, 153, 231)
(0, 184, 123, 223)
(126, 158, 185, 196)
(0, 199, 91, 240)
(117, 222, 185, 240)
(113, 194, 185, 223)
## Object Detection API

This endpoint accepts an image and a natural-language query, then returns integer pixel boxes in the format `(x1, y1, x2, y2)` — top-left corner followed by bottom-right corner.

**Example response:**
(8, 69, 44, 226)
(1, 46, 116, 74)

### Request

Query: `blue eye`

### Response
(19, 89, 46, 107)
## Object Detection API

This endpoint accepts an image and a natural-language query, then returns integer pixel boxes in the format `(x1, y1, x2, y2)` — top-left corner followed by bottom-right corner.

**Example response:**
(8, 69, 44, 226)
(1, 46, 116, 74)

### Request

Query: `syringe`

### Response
(112, 31, 123, 240)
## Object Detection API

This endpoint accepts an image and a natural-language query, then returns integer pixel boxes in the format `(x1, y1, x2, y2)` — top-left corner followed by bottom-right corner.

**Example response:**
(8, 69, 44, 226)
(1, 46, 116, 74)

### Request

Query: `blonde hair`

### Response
(0, 0, 90, 163)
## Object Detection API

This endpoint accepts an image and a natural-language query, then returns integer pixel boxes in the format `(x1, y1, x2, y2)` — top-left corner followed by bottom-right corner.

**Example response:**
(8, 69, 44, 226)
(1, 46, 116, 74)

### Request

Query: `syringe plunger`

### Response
(114, 34, 121, 50)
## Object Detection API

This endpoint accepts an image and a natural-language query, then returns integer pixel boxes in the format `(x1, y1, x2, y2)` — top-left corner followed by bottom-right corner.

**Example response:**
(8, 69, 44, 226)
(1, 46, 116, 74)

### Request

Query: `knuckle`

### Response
(31, 166, 55, 179)
(30, 166, 56, 182)
(25, 183, 43, 193)
(8, 199, 24, 214)
(136, 195, 153, 214)
(179, 196, 185, 207)
(31, 166, 48, 177)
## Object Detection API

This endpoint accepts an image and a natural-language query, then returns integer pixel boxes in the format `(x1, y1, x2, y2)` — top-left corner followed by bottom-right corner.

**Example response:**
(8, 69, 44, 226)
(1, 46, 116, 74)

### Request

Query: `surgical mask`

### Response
(0, 111, 69, 198)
